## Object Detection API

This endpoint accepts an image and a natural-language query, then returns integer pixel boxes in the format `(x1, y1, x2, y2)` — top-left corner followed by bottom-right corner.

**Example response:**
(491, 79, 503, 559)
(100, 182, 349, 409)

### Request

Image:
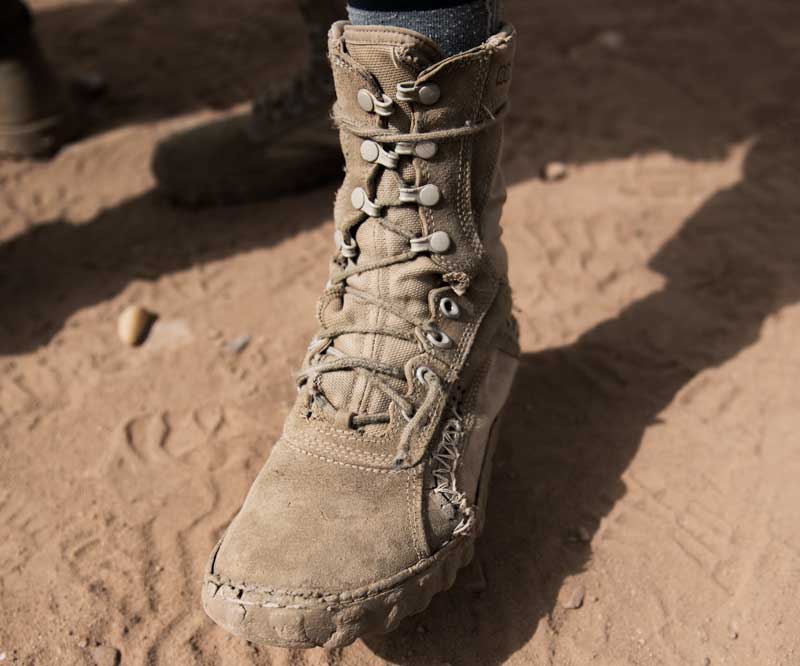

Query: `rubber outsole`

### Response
(201, 418, 503, 648)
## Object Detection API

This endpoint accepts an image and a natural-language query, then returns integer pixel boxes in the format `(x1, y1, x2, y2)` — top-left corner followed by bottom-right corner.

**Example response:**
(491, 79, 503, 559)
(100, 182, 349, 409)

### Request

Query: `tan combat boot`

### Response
(202, 20, 519, 648)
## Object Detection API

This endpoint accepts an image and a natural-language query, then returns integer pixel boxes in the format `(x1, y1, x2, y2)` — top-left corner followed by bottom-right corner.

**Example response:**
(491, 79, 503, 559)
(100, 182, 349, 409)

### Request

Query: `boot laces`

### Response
(296, 77, 502, 461)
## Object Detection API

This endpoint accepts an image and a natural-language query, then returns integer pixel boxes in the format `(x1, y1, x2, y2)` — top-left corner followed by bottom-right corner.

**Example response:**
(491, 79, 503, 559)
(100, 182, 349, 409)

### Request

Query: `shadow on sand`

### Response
(365, 4, 800, 661)
(2, 1, 800, 662)
(34, 0, 309, 135)
(365, 127, 800, 665)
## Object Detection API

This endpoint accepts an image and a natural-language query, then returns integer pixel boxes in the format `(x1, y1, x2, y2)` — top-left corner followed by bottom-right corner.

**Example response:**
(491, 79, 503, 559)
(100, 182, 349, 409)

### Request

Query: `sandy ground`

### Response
(2, 1, 800, 664)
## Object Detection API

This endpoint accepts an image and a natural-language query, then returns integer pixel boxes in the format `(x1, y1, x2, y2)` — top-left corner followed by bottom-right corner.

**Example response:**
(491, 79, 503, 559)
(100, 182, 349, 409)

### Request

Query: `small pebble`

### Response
(728, 620, 739, 640)
(0, 652, 6, 661)
(702, 658, 711, 666)
(225, 334, 251, 354)
(563, 584, 585, 609)
(117, 305, 156, 346)
(596, 30, 624, 50)
(542, 161, 568, 182)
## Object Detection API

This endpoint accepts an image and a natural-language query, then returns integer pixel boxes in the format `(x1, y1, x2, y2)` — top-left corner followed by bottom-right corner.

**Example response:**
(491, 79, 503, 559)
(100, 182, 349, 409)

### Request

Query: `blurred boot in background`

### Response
(152, 0, 344, 206)
(0, 0, 75, 158)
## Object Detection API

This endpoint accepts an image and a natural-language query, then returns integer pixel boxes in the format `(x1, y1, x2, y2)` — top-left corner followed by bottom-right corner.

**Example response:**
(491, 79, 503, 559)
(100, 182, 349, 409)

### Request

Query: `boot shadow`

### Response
(33, 0, 310, 137)
(0, 185, 336, 355)
(364, 128, 800, 665)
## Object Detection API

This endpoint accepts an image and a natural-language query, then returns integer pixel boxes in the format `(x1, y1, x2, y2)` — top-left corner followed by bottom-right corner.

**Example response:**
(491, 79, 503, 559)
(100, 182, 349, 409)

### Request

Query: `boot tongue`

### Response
(342, 23, 444, 69)
(316, 25, 445, 426)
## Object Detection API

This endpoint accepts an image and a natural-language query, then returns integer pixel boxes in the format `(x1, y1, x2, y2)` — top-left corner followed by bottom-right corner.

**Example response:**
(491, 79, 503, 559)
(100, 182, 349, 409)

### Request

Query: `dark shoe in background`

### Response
(0, 1, 75, 159)
(151, 0, 344, 206)
(151, 80, 341, 206)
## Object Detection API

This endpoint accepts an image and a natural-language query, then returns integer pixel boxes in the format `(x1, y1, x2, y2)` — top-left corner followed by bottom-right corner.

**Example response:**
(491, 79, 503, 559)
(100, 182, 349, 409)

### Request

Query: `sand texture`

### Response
(1, 0, 800, 664)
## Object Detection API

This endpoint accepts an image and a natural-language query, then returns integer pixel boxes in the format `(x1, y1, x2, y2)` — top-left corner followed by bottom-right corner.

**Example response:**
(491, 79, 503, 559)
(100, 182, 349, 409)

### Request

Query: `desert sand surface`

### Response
(2, 1, 800, 664)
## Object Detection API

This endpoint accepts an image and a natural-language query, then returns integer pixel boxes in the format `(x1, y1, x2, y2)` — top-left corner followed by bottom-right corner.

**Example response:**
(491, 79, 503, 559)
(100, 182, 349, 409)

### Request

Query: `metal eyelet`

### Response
(415, 365, 437, 384)
(439, 297, 460, 319)
(426, 328, 452, 348)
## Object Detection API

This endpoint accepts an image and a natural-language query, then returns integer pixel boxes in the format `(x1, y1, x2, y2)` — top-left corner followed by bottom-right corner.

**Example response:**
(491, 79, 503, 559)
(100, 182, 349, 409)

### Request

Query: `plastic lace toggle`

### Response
(395, 141, 437, 159)
(350, 187, 383, 217)
(334, 229, 358, 258)
(409, 231, 451, 254)
(357, 89, 394, 116)
(399, 183, 441, 207)
(360, 140, 399, 169)
(396, 81, 441, 105)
